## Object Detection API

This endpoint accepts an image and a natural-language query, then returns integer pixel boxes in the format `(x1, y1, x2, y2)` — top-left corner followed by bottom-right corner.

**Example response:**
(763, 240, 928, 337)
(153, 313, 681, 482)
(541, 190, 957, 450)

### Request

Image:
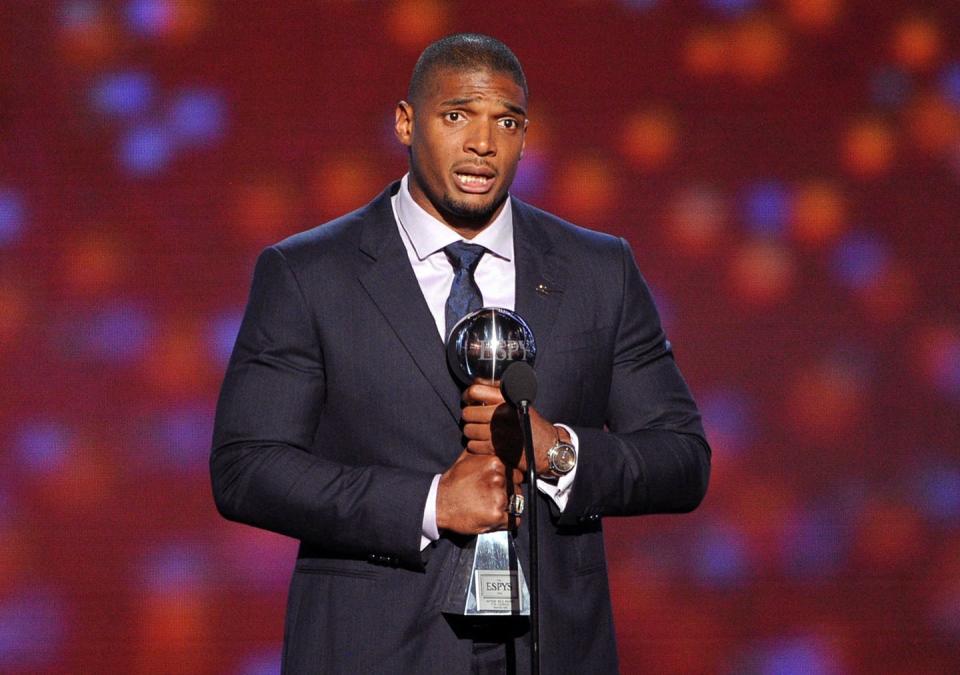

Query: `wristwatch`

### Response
(546, 433, 577, 477)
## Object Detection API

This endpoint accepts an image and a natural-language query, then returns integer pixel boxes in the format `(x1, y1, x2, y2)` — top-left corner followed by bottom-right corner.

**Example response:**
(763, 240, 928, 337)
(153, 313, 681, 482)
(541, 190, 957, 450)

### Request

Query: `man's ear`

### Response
(395, 100, 413, 147)
(520, 118, 529, 159)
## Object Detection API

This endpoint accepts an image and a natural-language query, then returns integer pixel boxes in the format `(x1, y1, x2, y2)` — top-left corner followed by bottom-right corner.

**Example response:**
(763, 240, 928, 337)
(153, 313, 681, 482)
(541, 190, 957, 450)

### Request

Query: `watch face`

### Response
(551, 443, 576, 474)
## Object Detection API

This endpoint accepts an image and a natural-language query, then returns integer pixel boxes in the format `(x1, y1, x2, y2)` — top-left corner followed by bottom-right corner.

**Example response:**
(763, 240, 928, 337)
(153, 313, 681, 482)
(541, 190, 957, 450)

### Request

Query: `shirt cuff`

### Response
(535, 424, 579, 512)
(420, 473, 442, 551)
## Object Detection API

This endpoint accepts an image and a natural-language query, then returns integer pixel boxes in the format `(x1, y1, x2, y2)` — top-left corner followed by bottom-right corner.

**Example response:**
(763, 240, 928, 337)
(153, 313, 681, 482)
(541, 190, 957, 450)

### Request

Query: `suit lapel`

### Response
(512, 199, 564, 356)
(357, 186, 462, 422)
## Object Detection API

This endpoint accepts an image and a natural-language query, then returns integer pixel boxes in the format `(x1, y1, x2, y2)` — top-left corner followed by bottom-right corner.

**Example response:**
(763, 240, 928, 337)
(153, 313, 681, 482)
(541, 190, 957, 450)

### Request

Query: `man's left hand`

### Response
(461, 381, 566, 478)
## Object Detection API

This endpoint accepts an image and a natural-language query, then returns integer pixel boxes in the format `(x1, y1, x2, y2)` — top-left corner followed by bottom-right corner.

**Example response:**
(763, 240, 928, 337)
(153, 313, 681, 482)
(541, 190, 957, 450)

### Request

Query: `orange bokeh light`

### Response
(787, 363, 865, 442)
(311, 157, 383, 219)
(907, 93, 960, 156)
(385, 0, 449, 51)
(841, 118, 896, 178)
(684, 28, 729, 77)
(730, 16, 789, 83)
(165, 0, 210, 44)
(234, 179, 297, 245)
(144, 321, 211, 397)
(727, 240, 795, 306)
(58, 13, 119, 68)
(789, 179, 846, 248)
(667, 187, 727, 257)
(550, 156, 617, 225)
(135, 594, 214, 674)
(621, 107, 678, 171)
(892, 17, 942, 72)
(63, 235, 125, 296)
(783, 0, 843, 33)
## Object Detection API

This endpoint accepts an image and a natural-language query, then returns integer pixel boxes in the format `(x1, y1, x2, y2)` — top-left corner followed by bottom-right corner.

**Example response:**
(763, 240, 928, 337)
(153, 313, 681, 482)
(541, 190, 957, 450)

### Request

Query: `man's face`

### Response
(395, 67, 528, 235)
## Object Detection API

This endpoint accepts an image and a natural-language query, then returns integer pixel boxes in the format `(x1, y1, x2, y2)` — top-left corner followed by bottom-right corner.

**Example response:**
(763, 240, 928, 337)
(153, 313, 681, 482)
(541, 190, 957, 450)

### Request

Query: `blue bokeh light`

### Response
(704, 0, 757, 16)
(120, 123, 174, 175)
(125, 0, 173, 37)
(940, 62, 960, 109)
(155, 405, 214, 472)
(209, 309, 244, 364)
(235, 647, 282, 675)
(913, 462, 960, 524)
(930, 336, 960, 399)
(167, 89, 227, 147)
(225, 531, 298, 591)
(90, 71, 154, 119)
(511, 148, 549, 201)
(870, 67, 912, 109)
(747, 636, 838, 675)
(78, 302, 156, 363)
(59, 0, 100, 30)
(0, 591, 65, 671)
(619, 0, 659, 10)
(647, 283, 675, 334)
(781, 505, 849, 579)
(144, 543, 210, 596)
(0, 188, 25, 246)
(743, 181, 789, 238)
(692, 522, 750, 586)
(832, 230, 889, 290)
(14, 421, 71, 475)
(700, 387, 754, 455)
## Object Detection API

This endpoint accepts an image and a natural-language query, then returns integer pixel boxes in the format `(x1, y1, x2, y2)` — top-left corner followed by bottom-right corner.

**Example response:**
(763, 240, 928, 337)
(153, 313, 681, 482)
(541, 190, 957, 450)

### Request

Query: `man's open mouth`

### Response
(453, 169, 496, 193)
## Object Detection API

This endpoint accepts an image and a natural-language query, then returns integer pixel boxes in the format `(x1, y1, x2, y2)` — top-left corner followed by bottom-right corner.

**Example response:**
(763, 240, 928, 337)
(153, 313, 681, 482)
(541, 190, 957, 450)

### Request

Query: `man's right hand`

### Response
(436, 450, 523, 535)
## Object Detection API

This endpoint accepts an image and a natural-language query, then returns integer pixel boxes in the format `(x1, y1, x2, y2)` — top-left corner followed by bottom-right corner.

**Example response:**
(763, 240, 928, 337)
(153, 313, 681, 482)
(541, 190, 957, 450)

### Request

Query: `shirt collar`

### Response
(395, 173, 514, 262)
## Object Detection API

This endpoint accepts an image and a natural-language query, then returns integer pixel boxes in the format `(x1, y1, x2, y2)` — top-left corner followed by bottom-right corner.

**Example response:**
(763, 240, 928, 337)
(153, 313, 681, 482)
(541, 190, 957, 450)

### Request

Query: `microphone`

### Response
(498, 360, 541, 674)
(500, 361, 537, 406)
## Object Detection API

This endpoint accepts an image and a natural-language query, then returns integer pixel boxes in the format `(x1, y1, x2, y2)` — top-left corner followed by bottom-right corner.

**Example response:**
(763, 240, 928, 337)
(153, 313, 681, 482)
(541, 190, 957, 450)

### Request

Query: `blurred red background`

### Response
(1, 1, 959, 673)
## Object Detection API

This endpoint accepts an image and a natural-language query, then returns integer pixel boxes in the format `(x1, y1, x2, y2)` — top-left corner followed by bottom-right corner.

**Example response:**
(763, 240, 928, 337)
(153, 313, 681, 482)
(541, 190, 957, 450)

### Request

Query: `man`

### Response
(211, 33, 709, 674)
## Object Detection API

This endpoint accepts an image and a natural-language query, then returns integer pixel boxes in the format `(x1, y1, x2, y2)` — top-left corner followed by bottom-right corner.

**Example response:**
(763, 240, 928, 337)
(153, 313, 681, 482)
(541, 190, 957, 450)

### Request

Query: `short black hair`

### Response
(407, 33, 528, 105)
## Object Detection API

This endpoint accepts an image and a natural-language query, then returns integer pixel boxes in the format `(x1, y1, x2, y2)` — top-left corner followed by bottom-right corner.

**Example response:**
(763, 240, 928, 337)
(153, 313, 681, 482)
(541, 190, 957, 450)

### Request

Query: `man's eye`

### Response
(445, 112, 462, 122)
(500, 118, 518, 129)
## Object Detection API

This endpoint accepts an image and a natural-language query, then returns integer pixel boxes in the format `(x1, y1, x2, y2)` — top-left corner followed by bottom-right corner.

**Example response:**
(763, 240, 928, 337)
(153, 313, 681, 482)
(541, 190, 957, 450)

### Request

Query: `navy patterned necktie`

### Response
(444, 241, 486, 339)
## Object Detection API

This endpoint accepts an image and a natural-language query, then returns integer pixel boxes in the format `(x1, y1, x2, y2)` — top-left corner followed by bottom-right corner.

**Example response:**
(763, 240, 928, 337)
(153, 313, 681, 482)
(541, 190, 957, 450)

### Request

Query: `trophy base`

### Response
(441, 530, 530, 616)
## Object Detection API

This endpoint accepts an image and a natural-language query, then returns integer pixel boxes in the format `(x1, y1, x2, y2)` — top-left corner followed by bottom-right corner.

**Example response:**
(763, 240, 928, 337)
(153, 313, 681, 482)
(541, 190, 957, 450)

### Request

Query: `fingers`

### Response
(462, 382, 506, 406)
(461, 404, 496, 424)
(438, 451, 529, 534)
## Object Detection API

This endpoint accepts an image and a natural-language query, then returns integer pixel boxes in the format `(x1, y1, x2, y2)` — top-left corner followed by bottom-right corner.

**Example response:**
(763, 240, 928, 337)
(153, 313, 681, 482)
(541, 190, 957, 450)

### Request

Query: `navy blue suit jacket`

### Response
(211, 182, 710, 673)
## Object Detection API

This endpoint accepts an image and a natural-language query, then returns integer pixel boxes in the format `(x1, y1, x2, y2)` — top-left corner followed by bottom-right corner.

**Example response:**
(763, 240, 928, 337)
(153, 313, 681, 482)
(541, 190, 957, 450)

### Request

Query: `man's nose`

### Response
(464, 121, 496, 156)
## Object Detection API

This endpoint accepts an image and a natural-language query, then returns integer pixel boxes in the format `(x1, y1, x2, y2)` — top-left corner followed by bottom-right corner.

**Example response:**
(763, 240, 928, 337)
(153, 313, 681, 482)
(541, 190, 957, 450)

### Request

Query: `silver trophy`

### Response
(442, 307, 536, 616)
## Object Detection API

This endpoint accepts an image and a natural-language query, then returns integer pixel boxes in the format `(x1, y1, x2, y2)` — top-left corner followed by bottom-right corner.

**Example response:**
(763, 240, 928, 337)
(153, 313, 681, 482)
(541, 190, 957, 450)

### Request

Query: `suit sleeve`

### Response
(558, 238, 711, 525)
(210, 246, 435, 569)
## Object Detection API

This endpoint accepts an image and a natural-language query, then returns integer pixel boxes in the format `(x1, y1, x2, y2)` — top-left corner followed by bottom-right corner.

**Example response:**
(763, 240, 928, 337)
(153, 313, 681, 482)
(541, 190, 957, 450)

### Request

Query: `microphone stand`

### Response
(516, 399, 540, 675)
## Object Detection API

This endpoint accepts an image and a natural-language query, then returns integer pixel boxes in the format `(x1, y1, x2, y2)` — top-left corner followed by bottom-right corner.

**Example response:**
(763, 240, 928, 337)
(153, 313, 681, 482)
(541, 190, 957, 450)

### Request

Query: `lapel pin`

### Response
(535, 283, 550, 295)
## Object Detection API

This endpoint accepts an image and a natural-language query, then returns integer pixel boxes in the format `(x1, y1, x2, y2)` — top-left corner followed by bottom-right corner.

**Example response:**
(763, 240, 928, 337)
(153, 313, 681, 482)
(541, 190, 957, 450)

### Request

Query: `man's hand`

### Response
(436, 449, 524, 535)
(461, 381, 566, 477)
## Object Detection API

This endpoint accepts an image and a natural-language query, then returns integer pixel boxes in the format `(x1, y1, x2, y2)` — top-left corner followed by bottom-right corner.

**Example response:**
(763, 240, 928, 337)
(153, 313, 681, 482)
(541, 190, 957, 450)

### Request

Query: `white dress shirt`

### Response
(388, 175, 578, 549)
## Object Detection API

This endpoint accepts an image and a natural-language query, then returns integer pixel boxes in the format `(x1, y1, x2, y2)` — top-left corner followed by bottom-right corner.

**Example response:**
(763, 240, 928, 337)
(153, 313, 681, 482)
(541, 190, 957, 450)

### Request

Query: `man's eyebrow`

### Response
(502, 101, 527, 117)
(438, 96, 527, 117)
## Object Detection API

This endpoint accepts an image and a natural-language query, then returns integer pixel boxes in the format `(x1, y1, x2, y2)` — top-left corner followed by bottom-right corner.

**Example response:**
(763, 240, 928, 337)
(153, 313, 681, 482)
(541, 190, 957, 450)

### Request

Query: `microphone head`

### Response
(500, 361, 538, 406)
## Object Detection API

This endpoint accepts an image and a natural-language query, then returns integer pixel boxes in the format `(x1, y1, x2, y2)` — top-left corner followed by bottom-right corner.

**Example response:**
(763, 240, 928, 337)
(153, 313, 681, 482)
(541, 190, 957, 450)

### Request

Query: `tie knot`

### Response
(444, 241, 486, 272)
